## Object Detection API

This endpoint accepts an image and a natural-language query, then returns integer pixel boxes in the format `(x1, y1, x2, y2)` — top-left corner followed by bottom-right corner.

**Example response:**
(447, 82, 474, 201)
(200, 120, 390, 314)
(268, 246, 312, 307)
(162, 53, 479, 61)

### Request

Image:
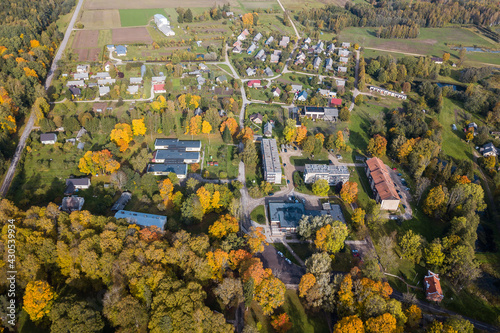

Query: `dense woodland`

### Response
(297, 0, 500, 36)
(0, 0, 75, 174)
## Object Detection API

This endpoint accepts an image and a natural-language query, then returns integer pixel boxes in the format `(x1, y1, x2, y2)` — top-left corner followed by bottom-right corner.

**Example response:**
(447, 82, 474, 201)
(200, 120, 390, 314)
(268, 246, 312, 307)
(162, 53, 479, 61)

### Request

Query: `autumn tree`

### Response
(399, 230, 423, 262)
(220, 117, 238, 136)
(110, 123, 133, 152)
(207, 249, 229, 281)
(314, 221, 349, 254)
(254, 275, 286, 315)
(238, 126, 254, 143)
(351, 208, 366, 229)
(202, 120, 212, 134)
(242, 13, 254, 28)
(33, 97, 49, 123)
(78, 150, 120, 175)
(245, 226, 267, 254)
(365, 313, 397, 333)
(367, 135, 387, 157)
(423, 185, 447, 216)
(337, 274, 354, 316)
(299, 273, 316, 297)
(228, 249, 252, 270)
(209, 214, 239, 238)
(159, 178, 174, 206)
(340, 181, 358, 204)
(197, 186, 212, 214)
(424, 239, 445, 268)
(283, 118, 298, 143)
(187, 115, 203, 135)
(23, 281, 56, 321)
(271, 313, 293, 333)
(296, 125, 308, 145)
(312, 179, 330, 196)
(405, 304, 422, 328)
(334, 315, 365, 333)
(214, 278, 243, 308)
(132, 118, 146, 136)
(442, 53, 450, 62)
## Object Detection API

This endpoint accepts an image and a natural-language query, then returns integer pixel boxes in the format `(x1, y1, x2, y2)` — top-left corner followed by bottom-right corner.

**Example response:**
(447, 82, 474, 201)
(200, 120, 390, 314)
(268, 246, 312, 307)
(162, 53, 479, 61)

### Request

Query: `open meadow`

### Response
(119, 8, 166, 27)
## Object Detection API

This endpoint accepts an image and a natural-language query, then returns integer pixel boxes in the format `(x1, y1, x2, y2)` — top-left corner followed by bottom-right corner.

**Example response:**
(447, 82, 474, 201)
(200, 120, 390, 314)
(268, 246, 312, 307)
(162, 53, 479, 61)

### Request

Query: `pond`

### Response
(436, 82, 465, 91)
(453, 46, 500, 53)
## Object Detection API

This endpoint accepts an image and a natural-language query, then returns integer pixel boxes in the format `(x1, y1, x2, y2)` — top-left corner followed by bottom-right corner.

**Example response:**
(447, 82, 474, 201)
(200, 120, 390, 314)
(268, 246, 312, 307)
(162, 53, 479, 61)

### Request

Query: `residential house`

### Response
(232, 45, 243, 53)
(314, 41, 324, 53)
(325, 58, 333, 70)
(338, 66, 347, 73)
(254, 32, 262, 42)
(153, 84, 166, 93)
(233, 40, 242, 48)
(225, 11, 234, 17)
(247, 80, 261, 88)
(111, 191, 132, 211)
(291, 84, 303, 93)
(247, 44, 257, 54)
(69, 86, 81, 97)
(424, 271, 444, 302)
(330, 98, 342, 107)
(465, 122, 478, 135)
(40, 133, 57, 144)
(92, 102, 107, 113)
(199, 63, 208, 71)
(104, 61, 114, 72)
(73, 72, 88, 80)
(115, 45, 127, 56)
(76, 64, 89, 73)
(255, 49, 266, 61)
(297, 90, 308, 101)
(480, 142, 498, 157)
(491, 131, 500, 139)
(64, 178, 91, 195)
(98, 79, 116, 85)
(115, 210, 167, 230)
(99, 86, 110, 96)
(151, 76, 166, 84)
(216, 75, 227, 83)
(265, 36, 274, 45)
(127, 85, 139, 94)
(264, 67, 273, 77)
(303, 106, 338, 121)
(339, 57, 349, 64)
(365, 157, 400, 210)
(304, 37, 311, 44)
(237, 29, 250, 41)
(146, 163, 188, 178)
(313, 57, 321, 69)
(272, 87, 281, 97)
(341, 42, 350, 48)
(369, 86, 407, 99)
(66, 80, 85, 87)
(246, 67, 256, 76)
(152, 150, 200, 164)
(338, 49, 349, 57)
(326, 43, 335, 54)
(249, 113, 263, 124)
(304, 164, 350, 186)
(336, 79, 346, 87)
(294, 52, 306, 65)
(91, 72, 111, 80)
(279, 36, 290, 48)
(196, 76, 206, 85)
(432, 57, 444, 64)
(189, 70, 201, 76)
(270, 50, 281, 63)
(318, 89, 336, 98)
(263, 122, 273, 137)
(261, 139, 282, 184)
(61, 196, 85, 213)
(106, 45, 115, 51)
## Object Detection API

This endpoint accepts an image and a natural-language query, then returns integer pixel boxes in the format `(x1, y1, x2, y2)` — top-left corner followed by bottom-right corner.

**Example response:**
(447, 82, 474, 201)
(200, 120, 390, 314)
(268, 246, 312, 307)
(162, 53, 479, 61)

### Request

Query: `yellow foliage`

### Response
(110, 123, 133, 152)
(16, 57, 27, 63)
(23, 67, 38, 78)
(132, 118, 147, 136)
(30, 40, 40, 48)
(298, 273, 316, 297)
(23, 281, 56, 321)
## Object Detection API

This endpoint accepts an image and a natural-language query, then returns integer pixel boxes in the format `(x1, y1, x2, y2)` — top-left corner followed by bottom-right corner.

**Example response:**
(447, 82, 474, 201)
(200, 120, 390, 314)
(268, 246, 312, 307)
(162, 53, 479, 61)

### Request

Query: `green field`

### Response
(340, 27, 500, 65)
(119, 8, 166, 27)
(250, 205, 266, 224)
(438, 98, 474, 161)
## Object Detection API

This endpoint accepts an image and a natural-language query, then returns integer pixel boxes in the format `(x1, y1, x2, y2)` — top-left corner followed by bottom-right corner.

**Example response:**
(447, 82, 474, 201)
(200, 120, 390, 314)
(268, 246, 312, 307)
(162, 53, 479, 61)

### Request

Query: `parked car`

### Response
(397, 173, 402, 176)
(406, 187, 410, 191)
(284, 149, 287, 153)
(399, 194, 403, 199)
(277, 251, 284, 257)
(293, 146, 298, 150)
(285, 258, 292, 264)
(336, 154, 342, 159)
(392, 167, 397, 170)
(269, 192, 274, 196)
(287, 179, 290, 184)
(402, 204, 407, 209)
(352, 249, 360, 257)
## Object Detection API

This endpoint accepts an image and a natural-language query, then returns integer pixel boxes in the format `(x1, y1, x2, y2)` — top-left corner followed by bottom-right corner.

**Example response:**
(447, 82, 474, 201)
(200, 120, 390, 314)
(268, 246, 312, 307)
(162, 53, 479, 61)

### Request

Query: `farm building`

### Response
(154, 14, 175, 36)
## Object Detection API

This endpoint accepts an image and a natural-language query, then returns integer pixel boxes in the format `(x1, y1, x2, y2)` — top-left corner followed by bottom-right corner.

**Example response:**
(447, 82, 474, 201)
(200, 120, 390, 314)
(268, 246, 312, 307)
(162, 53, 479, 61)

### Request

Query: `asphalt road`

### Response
(0, 0, 84, 197)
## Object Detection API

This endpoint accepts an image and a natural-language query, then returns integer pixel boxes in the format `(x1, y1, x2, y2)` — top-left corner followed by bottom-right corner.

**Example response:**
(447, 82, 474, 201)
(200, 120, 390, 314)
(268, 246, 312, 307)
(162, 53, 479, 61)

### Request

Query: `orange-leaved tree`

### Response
(78, 150, 120, 175)
(110, 123, 133, 152)
(299, 273, 316, 297)
(228, 249, 252, 270)
(220, 117, 238, 136)
(271, 313, 293, 333)
(188, 115, 202, 135)
(367, 134, 387, 157)
(23, 281, 56, 321)
(196, 186, 212, 214)
(208, 214, 239, 239)
(207, 249, 229, 281)
(296, 125, 308, 145)
(132, 118, 147, 136)
(365, 313, 397, 333)
(333, 315, 365, 333)
(340, 181, 358, 204)
(240, 257, 270, 286)
(245, 226, 267, 254)
(238, 126, 254, 143)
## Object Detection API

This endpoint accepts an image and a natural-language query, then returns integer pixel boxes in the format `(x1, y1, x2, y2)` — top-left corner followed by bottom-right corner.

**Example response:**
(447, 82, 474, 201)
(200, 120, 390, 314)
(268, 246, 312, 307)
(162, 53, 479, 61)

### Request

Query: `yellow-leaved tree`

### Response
(110, 123, 133, 152)
(23, 281, 56, 321)
(78, 150, 120, 175)
(208, 214, 239, 238)
(132, 118, 147, 136)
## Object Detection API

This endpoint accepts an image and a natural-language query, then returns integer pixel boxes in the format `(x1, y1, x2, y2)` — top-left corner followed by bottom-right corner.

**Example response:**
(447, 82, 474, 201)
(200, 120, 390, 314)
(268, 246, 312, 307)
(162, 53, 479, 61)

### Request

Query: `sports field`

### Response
(339, 27, 500, 65)
(80, 10, 121, 29)
(119, 8, 166, 27)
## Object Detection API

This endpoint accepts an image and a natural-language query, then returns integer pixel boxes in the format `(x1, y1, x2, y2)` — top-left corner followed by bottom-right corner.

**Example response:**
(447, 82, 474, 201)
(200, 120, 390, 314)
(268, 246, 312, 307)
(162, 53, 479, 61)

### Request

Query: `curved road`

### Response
(0, 0, 84, 197)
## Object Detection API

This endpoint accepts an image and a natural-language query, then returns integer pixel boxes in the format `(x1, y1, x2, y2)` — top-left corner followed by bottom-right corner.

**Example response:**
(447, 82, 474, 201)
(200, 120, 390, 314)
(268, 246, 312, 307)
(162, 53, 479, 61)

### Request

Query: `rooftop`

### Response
(268, 202, 306, 228)
(111, 192, 132, 211)
(114, 210, 167, 230)
(262, 138, 281, 174)
(147, 163, 187, 175)
(153, 150, 200, 162)
(154, 138, 201, 150)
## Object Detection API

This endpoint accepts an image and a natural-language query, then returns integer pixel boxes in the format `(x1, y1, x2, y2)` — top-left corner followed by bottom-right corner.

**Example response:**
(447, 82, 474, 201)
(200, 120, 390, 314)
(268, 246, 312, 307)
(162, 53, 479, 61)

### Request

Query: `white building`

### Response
(304, 164, 350, 186)
(262, 138, 282, 184)
(154, 14, 175, 36)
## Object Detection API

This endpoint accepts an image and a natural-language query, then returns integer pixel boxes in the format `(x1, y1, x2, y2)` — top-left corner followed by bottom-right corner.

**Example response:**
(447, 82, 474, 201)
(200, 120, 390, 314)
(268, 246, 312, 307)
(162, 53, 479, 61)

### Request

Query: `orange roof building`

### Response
(424, 271, 444, 302)
(365, 157, 400, 210)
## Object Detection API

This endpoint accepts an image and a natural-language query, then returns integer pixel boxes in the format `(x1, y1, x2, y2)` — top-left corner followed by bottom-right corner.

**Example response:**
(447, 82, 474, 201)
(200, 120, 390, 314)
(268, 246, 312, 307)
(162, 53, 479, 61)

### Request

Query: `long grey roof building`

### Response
(261, 138, 281, 184)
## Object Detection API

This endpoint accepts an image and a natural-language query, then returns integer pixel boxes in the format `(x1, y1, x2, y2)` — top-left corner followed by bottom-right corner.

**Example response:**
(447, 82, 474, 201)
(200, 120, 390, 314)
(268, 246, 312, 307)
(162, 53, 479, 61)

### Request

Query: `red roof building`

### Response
(424, 271, 444, 302)
(153, 84, 166, 93)
(247, 80, 261, 88)
(330, 98, 342, 106)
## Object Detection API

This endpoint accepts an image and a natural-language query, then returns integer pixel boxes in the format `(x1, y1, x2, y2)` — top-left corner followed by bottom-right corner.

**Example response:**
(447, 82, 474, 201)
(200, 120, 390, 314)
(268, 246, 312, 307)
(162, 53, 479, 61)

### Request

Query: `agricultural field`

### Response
(119, 8, 166, 27)
(85, 0, 238, 10)
(281, 0, 347, 11)
(79, 9, 121, 29)
(71, 30, 101, 61)
(234, 0, 280, 12)
(112, 27, 153, 44)
(339, 27, 500, 65)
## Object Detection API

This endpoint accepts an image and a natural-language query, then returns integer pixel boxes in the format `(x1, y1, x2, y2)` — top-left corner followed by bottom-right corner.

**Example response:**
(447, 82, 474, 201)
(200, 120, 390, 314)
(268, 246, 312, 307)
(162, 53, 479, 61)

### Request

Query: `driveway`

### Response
(257, 244, 305, 285)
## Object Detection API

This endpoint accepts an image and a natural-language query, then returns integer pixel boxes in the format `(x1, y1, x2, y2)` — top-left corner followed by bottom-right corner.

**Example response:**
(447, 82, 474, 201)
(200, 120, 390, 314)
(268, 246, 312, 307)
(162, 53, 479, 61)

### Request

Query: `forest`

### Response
(296, 0, 500, 34)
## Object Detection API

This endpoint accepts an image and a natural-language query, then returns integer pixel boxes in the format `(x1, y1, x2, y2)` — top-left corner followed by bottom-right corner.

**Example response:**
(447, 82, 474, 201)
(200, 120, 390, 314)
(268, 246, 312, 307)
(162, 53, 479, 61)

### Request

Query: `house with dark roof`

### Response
(154, 138, 201, 151)
(365, 157, 400, 210)
(297, 90, 308, 101)
(61, 196, 85, 212)
(64, 178, 91, 195)
(424, 271, 444, 302)
(303, 106, 338, 121)
(432, 57, 444, 64)
(147, 163, 188, 178)
(264, 122, 273, 137)
(40, 133, 57, 144)
(249, 113, 263, 124)
(111, 192, 132, 211)
(69, 86, 81, 96)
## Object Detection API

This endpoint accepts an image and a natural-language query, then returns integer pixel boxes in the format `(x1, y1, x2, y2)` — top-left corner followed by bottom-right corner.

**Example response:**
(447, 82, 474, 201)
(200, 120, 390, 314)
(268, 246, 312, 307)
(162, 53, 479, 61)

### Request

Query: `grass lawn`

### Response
(203, 141, 239, 179)
(438, 98, 474, 162)
(293, 171, 314, 195)
(288, 242, 315, 262)
(341, 27, 500, 65)
(119, 8, 166, 27)
(250, 205, 266, 224)
(245, 290, 329, 333)
(349, 167, 373, 208)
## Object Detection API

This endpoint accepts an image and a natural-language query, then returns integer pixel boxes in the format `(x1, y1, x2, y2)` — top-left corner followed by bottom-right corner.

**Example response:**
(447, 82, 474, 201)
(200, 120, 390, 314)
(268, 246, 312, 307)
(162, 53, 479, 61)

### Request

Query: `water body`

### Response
(453, 46, 500, 53)
(436, 82, 465, 91)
